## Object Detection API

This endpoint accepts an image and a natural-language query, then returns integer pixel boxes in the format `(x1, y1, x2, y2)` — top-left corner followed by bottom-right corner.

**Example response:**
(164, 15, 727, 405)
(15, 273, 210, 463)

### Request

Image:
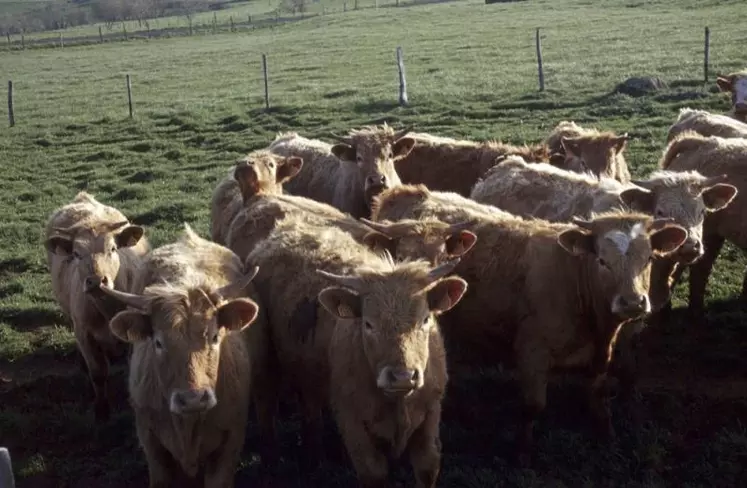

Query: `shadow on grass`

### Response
(0, 307, 65, 331)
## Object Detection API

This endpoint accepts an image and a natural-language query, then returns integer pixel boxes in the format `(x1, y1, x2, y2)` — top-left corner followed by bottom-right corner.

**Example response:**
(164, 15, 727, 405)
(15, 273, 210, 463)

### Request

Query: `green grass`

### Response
(1, 0, 747, 485)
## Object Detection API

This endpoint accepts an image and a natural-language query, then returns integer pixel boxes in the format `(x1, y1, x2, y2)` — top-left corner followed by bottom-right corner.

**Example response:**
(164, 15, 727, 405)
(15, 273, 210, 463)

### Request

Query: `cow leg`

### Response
(76, 325, 111, 422)
(136, 416, 177, 488)
(336, 411, 388, 488)
(299, 386, 325, 472)
(688, 233, 725, 325)
(588, 373, 614, 441)
(407, 405, 442, 488)
(252, 376, 280, 475)
(204, 429, 244, 488)
(514, 337, 550, 468)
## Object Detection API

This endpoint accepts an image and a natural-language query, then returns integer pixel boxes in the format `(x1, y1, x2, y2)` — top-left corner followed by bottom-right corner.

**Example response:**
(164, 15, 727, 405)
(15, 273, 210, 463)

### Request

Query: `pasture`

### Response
(2, 0, 747, 485)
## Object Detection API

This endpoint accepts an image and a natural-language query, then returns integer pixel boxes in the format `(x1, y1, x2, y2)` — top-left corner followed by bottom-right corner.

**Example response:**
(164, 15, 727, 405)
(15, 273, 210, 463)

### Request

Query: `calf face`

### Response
(330, 126, 414, 207)
(317, 259, 467, 396)
(234, 152, 303, 201)
(102, 270, 260, 415)
(717, 72, 747, 120)
(560, 134, 628, 178)
(558, 215, 687, 320)
(630, 173, 738, 263)
(359, 218, 477, 265)
(46, 221, 144, 294)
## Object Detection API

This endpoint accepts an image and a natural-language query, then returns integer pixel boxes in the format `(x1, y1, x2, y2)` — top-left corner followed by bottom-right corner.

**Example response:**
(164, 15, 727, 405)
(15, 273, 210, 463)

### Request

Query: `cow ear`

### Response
(701, 183, 738, 212)
(716, 75, 733, 92)
(217, 298, 259, 332)
(619, 187, 655, 213)
(276, 157, 303, 183)
(558, 229, 595, 256)
(318, 287, 361, 319)
(650, 225, 687, 256)
(46, 235, 74, 256)
(331, 144, 356, 162)
(614, 134, 629, 153)
(427, 277, 468, 315)
(110, 310, 152, 343)
(560, 137, 581, 157)
(445, 230, 477, 258)
(115, 226, 144, 248)
(393, 137, 416, 158)
(362, 232, 396, 256)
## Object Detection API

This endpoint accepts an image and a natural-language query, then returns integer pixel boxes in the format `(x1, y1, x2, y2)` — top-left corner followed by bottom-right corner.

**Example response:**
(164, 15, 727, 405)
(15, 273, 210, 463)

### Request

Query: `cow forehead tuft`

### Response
(603, 222, 644, 254)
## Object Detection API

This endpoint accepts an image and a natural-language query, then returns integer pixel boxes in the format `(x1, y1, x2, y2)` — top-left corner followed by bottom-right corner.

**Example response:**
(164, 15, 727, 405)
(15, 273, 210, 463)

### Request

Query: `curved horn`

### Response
(650, 217, 676, 232)
(99, 285, 149, 311)
(426, 257, 461, 283)
(447, 220, 477, 233)
(330, 132, 354, 146)
(394, 125, 414, 140)
(100, 220, 130, 233)
(51, 223, 80, 235)
(216, 266, 260, 299)
(702, 174, 730, 186)
(571, 216, 594, 231)
(629, 179, 655, 190)
(316, 269, 362, 292)
(358, 218, 403, 237)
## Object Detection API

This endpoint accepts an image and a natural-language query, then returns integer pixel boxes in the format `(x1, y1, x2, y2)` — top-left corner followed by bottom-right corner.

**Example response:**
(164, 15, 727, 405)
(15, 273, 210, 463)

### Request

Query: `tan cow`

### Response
(667, 108, 747, 143)
(545, 120, 631, 182)
(372, 185, 687, 464)
(393, 131, 555, 196)
(45, 191, 149, 422)
(224, 155, 477, 266)
(267, 124, 414, 218)
(716, 69, 747, 122)
(658, 131, 746, 323)
(245, 214, 467, 487)
(98, 224, 273, 487)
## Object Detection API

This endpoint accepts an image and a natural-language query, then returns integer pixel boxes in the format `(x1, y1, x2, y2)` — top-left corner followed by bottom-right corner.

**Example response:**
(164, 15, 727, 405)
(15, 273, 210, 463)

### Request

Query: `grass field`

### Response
(2, 0, 747, 486)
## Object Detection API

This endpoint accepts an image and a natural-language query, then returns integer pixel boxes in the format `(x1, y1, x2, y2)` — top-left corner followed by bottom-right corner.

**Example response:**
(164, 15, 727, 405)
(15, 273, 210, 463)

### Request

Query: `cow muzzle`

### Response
(676, 237, 704, 264)
(84, 275, 111, 293)
(376, 366, 423, 396)
(611, 293, 651, 319)
(170, 388, 217, 415)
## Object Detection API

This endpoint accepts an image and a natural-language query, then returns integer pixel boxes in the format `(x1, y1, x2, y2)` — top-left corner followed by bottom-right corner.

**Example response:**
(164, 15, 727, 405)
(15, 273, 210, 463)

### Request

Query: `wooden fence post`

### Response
(8, 81, 15, 127)
(704, 26, 710, 83)
(99, 26, 103, 43)
(230, 16, 235, 32)
(5, 33, 9, 46)
(213, 12, 217, 34)
(21, 35, 24, 49)
(535, 28, 545, 92)
(59, 33, 63, 48)
(262, 54, 270, 110)
(123, 23, 128, 40)
(396, 46, 408, 106)
(126, 74, 133, 119)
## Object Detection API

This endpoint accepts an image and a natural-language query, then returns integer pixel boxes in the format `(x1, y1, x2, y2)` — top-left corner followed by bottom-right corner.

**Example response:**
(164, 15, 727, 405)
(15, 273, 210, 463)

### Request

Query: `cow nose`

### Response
(367, 174, 387, 187)
(170, 388, 217, 414)
(84, 276, 109, 292)
(620, 294, 648, 311)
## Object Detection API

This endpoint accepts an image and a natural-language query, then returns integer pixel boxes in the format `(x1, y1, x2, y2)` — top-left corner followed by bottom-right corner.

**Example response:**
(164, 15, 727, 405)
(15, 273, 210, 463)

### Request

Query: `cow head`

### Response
(558, 213, 687, 320)
(317, 259, 467, 396)
(103, 268, 260, 415)
(628, 172, 737, 263)
(716, 71, 747, 121)
(233, 151, 303, 201)
(329, 124, 413, 208)
(359, 218, 477, 265)
(46, 221, 145, 295)
(560, 133, 629, 179)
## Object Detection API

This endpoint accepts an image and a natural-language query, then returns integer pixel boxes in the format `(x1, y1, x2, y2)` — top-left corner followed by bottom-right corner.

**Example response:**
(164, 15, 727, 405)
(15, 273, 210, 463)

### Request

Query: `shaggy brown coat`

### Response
(267, 124, 414, 218)
(245, 214, 468, 487)
(393, 131, 554, 196)
(45, 191, 149, 422)
(545, 120, 631, 182)
(716, 70, 747, 122)
(666, 108, 747, 143)
(100, 224, 272, 487)
(658, 131, 746, 322)
(372, 185, 687, 462)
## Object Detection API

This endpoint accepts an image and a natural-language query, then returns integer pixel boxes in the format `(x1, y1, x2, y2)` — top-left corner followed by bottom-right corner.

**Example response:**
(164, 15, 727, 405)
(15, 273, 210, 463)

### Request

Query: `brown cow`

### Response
(545, 120, 631, 182)
(393, 131, 554, 196)
(224, 155, 477, 266)
(716, 69, 747, 122)
(267, 124, 414, 218)
(658, 131, 745, 323)
(372, 185, 687, 464)
(667, 108, 747, 143)
(98, 224, 273, 487)
(246, 214, 467, 487)
(45, 191, 149, 422)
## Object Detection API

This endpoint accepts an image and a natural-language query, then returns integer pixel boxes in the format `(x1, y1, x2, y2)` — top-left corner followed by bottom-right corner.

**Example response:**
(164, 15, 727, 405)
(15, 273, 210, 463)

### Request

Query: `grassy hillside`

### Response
(1, 0, 747, 486)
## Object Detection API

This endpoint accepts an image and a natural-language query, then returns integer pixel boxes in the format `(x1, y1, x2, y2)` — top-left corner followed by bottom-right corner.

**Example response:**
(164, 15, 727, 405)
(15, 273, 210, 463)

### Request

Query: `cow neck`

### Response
(170, 411, 207, 477)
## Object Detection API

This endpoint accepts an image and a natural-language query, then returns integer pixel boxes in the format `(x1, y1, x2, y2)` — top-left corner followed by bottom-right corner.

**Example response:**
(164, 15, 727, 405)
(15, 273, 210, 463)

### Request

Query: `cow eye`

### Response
(154, 339, 163, 350)
(356, 154, 364, 163)
(422, 316, 432, 329)
(655, 209, 665, 217)
(363, 320, 373, 331)
(73, 250, 82, 259)
(211, 332, 220, 345)
(268, 161, 275, 169)
(110, 245, 117, 254)
(598, 258, 610, 269)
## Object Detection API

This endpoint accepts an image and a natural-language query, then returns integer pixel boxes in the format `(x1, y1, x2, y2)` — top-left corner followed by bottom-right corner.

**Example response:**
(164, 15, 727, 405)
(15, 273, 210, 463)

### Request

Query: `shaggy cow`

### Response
(246, 214, 467, 487)
(99, 224, 272, 487)
(716, 69, 747, 122)
(393, 131, 554, 196)
(45, 191, 149, 421)
(667, 108, 747, 142)
(373, 185, 687, 464)
(267, 124, 414, 218)
(545, 120, 631, 182)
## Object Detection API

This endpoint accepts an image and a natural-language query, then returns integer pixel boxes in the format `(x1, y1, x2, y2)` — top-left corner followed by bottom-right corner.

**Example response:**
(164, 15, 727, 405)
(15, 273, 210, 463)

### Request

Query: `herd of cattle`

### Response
(39, 69, 747, 487)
